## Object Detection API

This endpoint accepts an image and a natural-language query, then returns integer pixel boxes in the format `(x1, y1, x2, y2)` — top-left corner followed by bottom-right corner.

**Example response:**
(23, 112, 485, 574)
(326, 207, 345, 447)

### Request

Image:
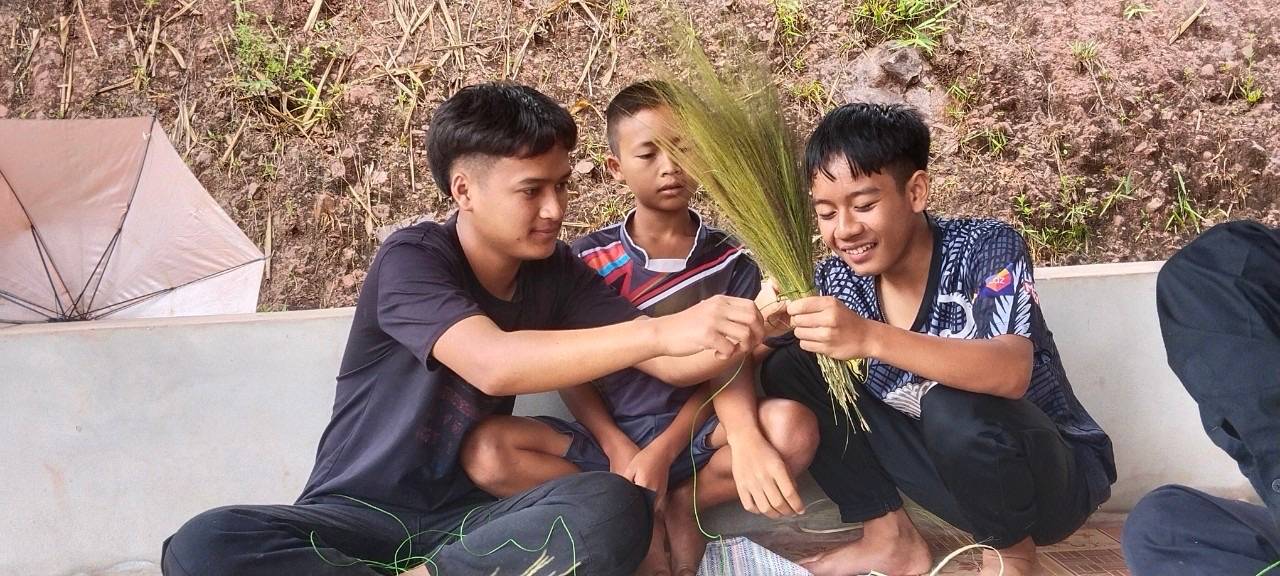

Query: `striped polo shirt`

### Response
(571, 210, 761, 419)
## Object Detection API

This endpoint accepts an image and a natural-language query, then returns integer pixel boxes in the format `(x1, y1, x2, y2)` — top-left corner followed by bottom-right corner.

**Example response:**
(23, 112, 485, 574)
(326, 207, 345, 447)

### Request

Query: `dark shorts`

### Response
(533, 413, 721, 485)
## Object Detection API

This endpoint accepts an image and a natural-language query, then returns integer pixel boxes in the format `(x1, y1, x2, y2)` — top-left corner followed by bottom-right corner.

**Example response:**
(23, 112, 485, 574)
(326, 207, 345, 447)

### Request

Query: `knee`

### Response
(459, 418, 511, 488)
(1123, 485, 1200, 549)
(1157, 220, 1273, 314)
(759, 399, 819, 471)
(567, 472, 653, 572)
(1166, 220, 1263, 272)
(565, 471, 652, 525)
(162, 507, 255, 576)
(1123, 485, 1210, 575)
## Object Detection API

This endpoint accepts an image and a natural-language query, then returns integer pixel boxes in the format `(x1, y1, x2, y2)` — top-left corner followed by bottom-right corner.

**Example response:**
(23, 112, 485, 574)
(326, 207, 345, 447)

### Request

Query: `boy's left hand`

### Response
(786, 296, 874, 361)
(624, 444, 674, 511)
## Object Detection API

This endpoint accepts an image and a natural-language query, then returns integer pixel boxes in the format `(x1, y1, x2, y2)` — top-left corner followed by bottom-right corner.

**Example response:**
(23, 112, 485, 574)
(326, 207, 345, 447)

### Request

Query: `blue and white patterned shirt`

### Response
(816, 216, 1116, 504)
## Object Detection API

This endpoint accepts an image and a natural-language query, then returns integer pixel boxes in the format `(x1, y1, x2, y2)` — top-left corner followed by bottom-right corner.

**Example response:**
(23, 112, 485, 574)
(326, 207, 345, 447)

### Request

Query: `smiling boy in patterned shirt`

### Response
(759, 103, 1117, 576)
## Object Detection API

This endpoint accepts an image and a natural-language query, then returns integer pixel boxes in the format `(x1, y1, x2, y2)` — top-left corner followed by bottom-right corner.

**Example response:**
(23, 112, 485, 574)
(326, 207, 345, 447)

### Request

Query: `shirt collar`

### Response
(618, 209, 708, 271)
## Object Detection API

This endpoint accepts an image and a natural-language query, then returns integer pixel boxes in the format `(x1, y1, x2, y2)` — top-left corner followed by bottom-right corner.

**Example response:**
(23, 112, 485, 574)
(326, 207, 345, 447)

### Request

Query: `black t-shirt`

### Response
(298, 215, 644, 511)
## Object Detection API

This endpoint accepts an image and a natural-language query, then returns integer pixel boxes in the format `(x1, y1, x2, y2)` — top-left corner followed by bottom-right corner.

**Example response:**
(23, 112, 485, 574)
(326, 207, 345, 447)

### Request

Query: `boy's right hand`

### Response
(654, 295, 764, 359)
(623, 444, 674, 512)
(730, 432, 805, 519)
(602, 436, 642, 478)
(604, 437, 671, 510)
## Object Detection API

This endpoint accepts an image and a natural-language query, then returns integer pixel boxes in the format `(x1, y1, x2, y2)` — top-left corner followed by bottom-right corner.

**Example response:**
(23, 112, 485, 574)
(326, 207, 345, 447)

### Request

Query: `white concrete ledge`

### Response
(1035, 260, 1164, 279)
(0, 260, 1255, 575)
(0, 306, 357, 335)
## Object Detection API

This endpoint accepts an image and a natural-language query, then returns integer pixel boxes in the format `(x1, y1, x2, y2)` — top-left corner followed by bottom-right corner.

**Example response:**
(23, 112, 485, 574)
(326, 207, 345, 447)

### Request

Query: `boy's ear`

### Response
(451, 171, 474, 211)
(905, 170, 930, 213)
(605, 154, 625, 184)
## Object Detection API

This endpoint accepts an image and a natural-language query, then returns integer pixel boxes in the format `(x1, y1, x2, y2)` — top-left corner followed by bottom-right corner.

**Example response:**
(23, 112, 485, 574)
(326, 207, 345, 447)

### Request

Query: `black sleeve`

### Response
(375, 240, 484, 367)
(726, 253, 763, 300)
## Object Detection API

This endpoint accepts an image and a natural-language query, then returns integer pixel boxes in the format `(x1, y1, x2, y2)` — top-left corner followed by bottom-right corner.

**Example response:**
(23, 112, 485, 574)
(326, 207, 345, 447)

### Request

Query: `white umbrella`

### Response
(0, 117, 265, 324)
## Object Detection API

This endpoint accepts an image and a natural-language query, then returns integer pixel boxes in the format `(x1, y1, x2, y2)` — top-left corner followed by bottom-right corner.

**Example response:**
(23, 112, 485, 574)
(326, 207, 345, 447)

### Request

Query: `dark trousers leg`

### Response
(432, 471, 651, 575)
(162, 472, 650, 576)
(162, 499, 426, 576)
(908, 385, 1093, 547)
(1123, 485, 1280, 576)
(762, 343, 1093, 547)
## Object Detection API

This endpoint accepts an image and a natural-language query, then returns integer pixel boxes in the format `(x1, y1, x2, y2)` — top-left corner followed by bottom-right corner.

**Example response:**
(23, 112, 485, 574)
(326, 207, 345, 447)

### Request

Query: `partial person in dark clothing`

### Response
(758, 103, 1115, 576)
(160, 83, 766, 576)
(1123, 220, 1280, 576)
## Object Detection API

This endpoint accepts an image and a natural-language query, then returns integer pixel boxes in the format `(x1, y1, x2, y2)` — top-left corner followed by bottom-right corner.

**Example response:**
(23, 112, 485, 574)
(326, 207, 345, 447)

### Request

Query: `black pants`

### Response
(1123, 485, 1279, 576)
(161, 472, 650, 576)
(761, 343, 1093, 548)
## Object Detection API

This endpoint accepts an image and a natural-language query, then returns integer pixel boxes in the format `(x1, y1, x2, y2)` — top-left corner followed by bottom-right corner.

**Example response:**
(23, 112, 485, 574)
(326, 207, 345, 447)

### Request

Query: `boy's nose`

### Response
(540, 193, 565, 221)
(658, 152, 682, 176)
(836, 211, 866, 239)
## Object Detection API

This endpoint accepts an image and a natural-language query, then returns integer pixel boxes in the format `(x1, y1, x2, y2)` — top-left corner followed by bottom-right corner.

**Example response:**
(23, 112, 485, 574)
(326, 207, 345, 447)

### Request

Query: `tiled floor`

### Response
(733, 501, 1131, 575)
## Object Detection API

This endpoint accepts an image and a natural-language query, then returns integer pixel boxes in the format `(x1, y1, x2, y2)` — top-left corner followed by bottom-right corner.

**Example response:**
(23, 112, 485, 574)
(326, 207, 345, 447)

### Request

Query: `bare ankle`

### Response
(862, 508, 924, 542)
(996, 536, 1036, 559)
(799, 510, 933, 576)
(983, 538, 1039, 575)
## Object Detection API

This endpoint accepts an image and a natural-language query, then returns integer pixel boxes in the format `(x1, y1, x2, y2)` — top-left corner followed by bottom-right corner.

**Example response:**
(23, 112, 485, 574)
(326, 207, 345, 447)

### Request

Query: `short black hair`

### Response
(427, 82, 577, 197)
(604, 80, 672, 153)
(804, 103, 930, 188)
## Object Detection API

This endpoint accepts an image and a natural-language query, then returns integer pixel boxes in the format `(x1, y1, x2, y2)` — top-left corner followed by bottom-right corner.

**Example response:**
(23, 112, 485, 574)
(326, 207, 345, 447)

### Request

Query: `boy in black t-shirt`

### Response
(759, 104, 1115, 576)
(160, 83, 765, 576)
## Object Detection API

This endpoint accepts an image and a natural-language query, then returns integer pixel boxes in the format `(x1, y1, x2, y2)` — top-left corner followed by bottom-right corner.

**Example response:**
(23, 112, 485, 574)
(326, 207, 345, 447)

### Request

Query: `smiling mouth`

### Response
(840, 242, 876, 256)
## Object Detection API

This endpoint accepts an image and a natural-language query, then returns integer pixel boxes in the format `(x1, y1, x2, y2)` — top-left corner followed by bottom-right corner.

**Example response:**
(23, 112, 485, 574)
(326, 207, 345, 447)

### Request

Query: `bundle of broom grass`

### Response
(654, 20, 869, 431)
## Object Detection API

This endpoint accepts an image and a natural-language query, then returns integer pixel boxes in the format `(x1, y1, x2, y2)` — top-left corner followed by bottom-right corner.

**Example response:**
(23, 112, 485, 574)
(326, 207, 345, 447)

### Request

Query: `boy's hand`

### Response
(755, 278, 792, 339)
(730, 432, 804, 519)
(786, 296, 874, 361)
(602, 436, 641, 478)
(655, 295, 764, 359)
(624, 444, 675, 511)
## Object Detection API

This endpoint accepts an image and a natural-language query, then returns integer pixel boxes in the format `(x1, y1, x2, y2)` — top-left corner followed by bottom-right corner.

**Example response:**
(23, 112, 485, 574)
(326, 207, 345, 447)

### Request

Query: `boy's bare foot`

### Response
(980, 538, 1041, 576)
(799, 509, 932, 576)
(402, 565, 431, 576)
(664, 486, 707, 576)
(637, 514, 673, 576)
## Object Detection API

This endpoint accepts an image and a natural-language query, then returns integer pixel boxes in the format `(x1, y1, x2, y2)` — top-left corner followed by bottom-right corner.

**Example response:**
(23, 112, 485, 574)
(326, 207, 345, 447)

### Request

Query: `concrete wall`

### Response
(1036, 262, 1255, 508)
(0, 261, 1256, 575)
(0, 312, 349, 576)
